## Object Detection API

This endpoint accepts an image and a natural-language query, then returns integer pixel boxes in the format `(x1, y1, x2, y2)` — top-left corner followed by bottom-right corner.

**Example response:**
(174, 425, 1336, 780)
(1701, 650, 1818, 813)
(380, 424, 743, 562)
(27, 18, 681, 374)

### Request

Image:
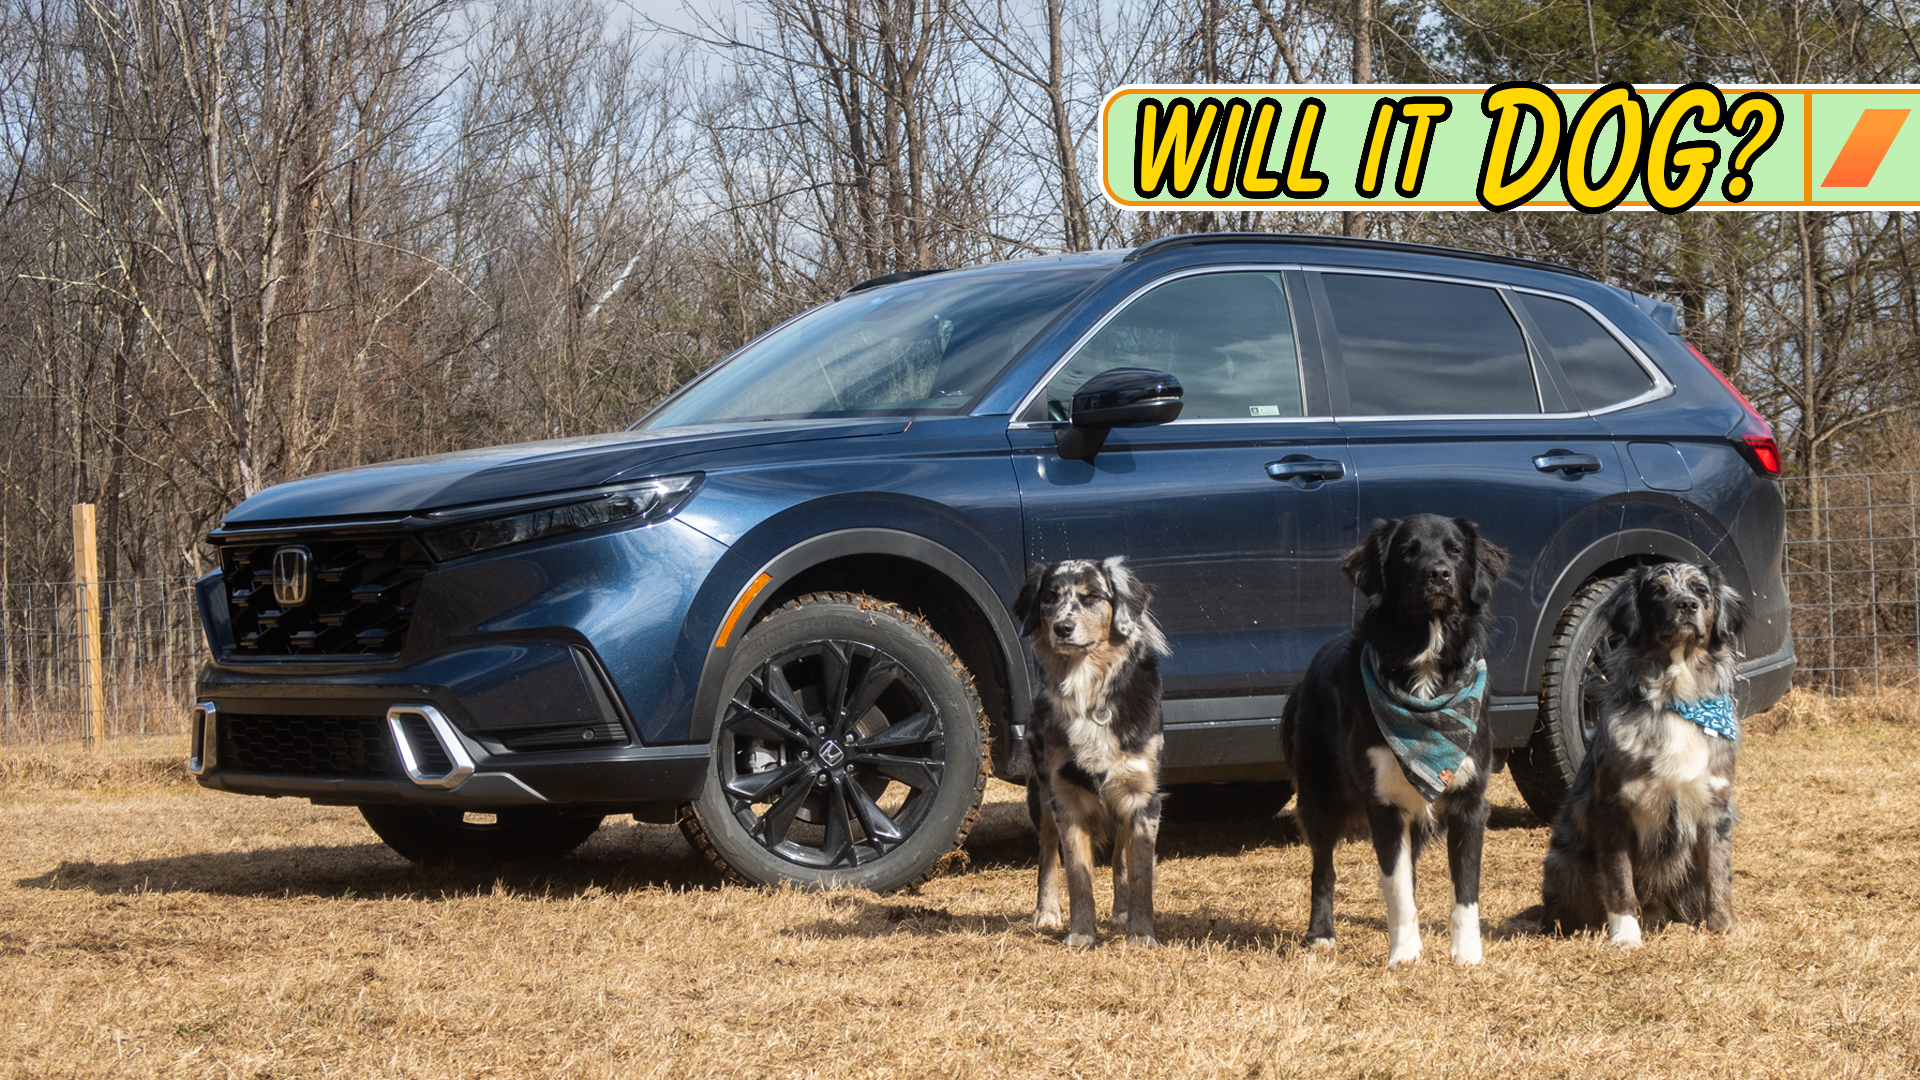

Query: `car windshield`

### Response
(641, 264, 1105, 426)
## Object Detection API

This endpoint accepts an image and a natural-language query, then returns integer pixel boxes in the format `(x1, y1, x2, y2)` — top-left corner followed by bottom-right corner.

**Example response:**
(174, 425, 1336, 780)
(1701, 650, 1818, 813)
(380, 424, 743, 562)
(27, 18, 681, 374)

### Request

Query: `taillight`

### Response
(1685, 342, 1781, 478)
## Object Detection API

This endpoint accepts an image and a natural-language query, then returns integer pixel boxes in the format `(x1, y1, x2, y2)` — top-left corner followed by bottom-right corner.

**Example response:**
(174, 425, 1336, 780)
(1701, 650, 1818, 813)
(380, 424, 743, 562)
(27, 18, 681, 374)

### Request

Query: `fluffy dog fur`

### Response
(1539, 562, 1747, 948)
(1013, 557, 1168, 947)
(1283, 515, 1511, 968)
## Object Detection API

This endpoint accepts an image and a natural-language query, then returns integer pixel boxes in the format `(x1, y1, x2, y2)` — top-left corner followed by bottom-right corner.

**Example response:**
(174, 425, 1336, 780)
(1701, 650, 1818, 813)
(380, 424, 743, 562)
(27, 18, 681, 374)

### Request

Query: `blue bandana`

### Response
(1360, 644, 1487, 803)
(1670, 694, 1739, 740)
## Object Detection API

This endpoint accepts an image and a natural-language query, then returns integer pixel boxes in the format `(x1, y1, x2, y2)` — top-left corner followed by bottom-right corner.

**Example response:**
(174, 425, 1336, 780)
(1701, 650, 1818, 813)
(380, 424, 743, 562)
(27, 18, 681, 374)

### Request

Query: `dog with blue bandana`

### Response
(1285, 515, 1509, 969)
(1539, 562, 1748, 948)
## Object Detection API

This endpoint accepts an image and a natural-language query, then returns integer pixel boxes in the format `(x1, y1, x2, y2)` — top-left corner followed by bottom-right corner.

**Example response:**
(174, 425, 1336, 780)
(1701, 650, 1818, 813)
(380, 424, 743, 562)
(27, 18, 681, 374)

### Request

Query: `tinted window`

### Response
(1514, 293, 1656, 410)
(644, 265, 1103, 426)
(1031, 271, 1302, 421)
(1320, 274, 1540, 415)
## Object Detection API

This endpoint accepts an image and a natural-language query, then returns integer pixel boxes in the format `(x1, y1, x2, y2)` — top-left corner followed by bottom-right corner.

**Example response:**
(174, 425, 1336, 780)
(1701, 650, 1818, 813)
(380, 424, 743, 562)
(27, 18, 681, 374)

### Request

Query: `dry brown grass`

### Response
(3, 697, 1917, 1079)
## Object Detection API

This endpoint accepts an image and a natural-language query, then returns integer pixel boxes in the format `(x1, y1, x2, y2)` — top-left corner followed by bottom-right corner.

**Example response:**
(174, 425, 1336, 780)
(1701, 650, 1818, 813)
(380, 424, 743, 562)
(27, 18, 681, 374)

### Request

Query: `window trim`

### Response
(1006, 264, 1317, 429)
(1304, 265, 1674, 423)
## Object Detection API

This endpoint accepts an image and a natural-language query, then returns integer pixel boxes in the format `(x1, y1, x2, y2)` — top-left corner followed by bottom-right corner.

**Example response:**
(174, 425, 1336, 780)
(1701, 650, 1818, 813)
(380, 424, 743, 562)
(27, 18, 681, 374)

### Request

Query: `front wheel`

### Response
(1509, 573, 1627, 823)
(359, 805, 605, 864)
(679, 592, 991, 891)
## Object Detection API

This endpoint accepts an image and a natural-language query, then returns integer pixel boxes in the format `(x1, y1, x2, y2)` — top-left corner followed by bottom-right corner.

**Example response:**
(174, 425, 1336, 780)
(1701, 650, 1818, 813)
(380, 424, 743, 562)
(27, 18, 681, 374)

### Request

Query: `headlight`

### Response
(420, 474, 702, 561)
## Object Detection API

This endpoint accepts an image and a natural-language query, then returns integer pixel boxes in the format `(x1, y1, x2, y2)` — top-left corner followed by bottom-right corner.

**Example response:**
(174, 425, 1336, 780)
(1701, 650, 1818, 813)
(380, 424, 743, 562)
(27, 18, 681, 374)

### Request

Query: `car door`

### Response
(1007, 268, 1355, 760)
(1304, 268, 1629, 748)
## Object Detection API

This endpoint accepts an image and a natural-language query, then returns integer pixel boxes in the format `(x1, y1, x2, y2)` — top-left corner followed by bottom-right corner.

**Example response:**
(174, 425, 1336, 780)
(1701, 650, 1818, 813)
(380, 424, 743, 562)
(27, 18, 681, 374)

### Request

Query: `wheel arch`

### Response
(1521, 527, 1711, 692)
(688, 528, 1029, 773)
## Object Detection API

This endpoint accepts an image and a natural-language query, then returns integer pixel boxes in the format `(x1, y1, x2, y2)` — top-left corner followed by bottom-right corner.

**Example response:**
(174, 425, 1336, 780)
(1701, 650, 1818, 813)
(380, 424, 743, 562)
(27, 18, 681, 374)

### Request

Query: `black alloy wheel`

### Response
(681, 593, 990, 891)
(1510, 573, 1628, 822)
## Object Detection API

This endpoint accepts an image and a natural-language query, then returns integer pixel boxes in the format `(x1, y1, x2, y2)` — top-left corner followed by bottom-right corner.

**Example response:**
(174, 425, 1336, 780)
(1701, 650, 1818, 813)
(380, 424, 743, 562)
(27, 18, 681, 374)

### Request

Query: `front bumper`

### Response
(192, 638, 712, 811)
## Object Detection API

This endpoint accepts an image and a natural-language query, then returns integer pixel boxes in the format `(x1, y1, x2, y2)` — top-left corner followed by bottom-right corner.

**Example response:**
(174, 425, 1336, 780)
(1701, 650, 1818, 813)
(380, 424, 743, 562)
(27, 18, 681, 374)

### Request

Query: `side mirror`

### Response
(1055, 367, 1183, 460)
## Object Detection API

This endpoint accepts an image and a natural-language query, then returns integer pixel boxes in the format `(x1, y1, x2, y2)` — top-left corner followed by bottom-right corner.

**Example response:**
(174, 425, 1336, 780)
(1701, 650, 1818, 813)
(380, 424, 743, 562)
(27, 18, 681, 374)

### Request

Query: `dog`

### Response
(1013, 556, 1168, 947)
(1539, 562, 1747, 948)
(1283, 514, 1510, 968)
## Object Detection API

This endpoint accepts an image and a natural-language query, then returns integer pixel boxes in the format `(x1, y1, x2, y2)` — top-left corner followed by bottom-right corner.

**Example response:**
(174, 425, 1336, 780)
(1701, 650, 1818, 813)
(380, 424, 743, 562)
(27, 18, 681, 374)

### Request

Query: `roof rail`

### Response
(837, 267, 951, 299)
(1123, 232, 1597, 281)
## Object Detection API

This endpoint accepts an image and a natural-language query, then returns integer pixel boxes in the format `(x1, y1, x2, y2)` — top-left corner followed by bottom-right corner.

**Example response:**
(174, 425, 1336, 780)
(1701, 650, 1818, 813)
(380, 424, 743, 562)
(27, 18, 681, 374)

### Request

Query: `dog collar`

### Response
(1670, 694, 1738, 740)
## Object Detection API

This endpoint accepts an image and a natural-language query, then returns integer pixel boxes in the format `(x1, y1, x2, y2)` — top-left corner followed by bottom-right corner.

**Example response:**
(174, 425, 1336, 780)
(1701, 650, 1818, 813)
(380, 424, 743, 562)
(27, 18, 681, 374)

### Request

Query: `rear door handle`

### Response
(1533, 452, 1603, 475)
(1267, 458, 1345, 482)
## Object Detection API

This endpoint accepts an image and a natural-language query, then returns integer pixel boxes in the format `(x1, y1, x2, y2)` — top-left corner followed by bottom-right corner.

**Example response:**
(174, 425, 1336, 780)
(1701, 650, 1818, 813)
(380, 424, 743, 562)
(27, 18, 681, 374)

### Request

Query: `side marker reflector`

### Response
(715, 573, 772, 648)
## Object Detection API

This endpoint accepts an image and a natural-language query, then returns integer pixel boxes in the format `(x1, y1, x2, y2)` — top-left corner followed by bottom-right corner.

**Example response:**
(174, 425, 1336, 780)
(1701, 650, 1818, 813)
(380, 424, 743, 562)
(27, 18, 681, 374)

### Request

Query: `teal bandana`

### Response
(1670, 694, 1739, 741)
(1360, 644, 1487, 803)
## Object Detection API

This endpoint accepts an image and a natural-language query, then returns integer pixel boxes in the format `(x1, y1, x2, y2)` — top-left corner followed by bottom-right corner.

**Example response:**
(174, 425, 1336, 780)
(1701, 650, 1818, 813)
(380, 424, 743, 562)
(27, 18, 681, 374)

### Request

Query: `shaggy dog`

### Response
(1013, 557, 1167, 947)
(1539, 562, 1747, 948)
(1284, 515, 1510, 968)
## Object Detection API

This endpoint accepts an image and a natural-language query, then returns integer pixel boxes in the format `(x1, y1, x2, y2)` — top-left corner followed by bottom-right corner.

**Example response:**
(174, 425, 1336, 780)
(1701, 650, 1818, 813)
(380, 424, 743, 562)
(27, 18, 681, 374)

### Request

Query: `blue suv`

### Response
(189, 233, 1794, 890)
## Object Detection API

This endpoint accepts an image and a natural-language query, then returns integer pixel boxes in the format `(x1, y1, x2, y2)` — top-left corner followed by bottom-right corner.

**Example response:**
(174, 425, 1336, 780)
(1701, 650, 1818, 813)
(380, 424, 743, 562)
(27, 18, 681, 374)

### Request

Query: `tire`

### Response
(359, 805, 605, 864)
(1509, 573, 1628, 823)
(680, 592, 991, 892)
(1161, 780, 1295, 824)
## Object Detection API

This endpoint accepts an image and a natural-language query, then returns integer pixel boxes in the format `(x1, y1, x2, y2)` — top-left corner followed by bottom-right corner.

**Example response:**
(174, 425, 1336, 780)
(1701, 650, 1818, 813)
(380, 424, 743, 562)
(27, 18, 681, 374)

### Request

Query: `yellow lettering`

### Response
(1562, 84, 1648, 212)
(1478, 83, 1565, 211)
(1645, 83, 1726, 213)
(1135, 97, 1222, 199)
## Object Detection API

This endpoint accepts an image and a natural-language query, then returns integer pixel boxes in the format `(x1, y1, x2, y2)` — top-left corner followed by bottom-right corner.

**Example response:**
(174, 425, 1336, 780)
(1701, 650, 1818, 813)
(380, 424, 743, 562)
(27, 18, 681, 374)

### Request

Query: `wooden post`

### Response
(72, 503, 106, 751)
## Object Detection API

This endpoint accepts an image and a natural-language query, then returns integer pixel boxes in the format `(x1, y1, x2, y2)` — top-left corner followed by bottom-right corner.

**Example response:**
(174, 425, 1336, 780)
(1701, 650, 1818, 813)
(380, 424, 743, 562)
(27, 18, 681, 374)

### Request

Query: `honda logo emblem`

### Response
(271, 546, 311, 608)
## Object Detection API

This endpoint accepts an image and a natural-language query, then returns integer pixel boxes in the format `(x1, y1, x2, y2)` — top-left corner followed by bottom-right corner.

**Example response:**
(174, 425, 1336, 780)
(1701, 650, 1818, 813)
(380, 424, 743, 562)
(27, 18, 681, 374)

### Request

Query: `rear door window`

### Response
(1511, 293, 1656, 411)
(1315, 273, 1542, 416)
(1028, 271, 1303, 421)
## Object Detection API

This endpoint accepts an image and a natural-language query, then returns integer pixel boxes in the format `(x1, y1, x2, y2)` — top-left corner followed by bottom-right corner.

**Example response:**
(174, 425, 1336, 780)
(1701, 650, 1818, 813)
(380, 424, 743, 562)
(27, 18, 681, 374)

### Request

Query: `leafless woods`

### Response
(1, 0, 1917, 586)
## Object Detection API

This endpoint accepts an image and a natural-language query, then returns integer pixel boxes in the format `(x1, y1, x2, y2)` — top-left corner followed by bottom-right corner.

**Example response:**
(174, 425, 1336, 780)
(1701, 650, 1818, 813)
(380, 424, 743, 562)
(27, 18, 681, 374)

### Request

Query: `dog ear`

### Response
(1453, 517, 1511, 607)
(1341, 519, 1396, 597)
(1012, 562, 1050, 637)
(1597, 566, 1646, 642)
(1704, 561, 1748, 648)
(1102, 555, 1168, 655)
(1102, 556, 1146, 638)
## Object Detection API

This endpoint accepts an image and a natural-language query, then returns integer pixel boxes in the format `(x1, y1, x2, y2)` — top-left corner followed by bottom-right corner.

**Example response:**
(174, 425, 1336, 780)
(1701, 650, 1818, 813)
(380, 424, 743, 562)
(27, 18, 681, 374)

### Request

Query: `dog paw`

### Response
(1450, 939, 1483, 965)
(1064, 932, 1095, 948)
(1108, 910, 1128, 927)
(1306, 936, 1336, 951)
(1607, 913, 1642, 950)
(1033, 910, 1062, 930)
(1386, 931, 1423, 969)
(1126, 934, 1157, 948)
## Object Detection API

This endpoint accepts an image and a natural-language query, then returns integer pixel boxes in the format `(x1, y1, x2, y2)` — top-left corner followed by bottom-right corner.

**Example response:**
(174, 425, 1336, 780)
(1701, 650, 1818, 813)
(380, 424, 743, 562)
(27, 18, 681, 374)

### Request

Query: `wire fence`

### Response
(0, 474, 1910, 758)
(0, 576, 203, 757)
(1783, 471, 1920, 694)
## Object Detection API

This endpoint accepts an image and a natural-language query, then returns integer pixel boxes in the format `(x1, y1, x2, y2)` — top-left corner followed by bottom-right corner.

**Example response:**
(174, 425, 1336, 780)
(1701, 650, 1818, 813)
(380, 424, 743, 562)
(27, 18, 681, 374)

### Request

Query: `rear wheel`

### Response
(359, 805, 605, 864)
(1162, 780, 1295, 823)
(1510, 573, 1627, 823)
(679, 592, 991, 892)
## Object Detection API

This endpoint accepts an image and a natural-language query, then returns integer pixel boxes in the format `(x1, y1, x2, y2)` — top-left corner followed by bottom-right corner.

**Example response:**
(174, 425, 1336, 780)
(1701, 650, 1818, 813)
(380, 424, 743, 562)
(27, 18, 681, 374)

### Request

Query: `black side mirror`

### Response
(1055, 367, 1183, 460)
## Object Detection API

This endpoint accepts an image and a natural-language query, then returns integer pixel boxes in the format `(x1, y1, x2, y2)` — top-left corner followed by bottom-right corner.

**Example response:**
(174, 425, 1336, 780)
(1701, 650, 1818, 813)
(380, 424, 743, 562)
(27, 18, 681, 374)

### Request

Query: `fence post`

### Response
(72, 503, 106, 751)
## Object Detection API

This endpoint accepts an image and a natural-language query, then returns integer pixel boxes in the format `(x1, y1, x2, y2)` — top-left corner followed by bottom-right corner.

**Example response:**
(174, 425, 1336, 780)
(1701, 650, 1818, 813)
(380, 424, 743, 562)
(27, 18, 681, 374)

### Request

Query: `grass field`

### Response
(2, 692, 1916, 1078)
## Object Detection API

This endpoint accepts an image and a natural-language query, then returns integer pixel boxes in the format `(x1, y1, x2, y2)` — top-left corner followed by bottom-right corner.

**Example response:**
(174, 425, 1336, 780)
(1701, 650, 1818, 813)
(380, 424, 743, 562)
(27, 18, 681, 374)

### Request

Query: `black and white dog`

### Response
(1284, 515, 1510, 967)
(1013, 557, 1168, 947)
(1539, 562, 1747, 948)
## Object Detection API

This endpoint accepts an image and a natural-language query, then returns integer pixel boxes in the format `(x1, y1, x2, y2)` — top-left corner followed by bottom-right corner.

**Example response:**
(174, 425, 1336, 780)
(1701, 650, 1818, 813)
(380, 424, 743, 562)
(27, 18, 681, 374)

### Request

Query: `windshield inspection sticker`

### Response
(1101, 83, 1920, 213)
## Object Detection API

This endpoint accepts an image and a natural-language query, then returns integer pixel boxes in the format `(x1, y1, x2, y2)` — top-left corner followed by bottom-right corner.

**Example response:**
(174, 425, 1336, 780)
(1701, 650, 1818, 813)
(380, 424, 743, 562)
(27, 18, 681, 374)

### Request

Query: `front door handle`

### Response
(1533, 452, 1603, 476)
(1267, 458, 1345, 482)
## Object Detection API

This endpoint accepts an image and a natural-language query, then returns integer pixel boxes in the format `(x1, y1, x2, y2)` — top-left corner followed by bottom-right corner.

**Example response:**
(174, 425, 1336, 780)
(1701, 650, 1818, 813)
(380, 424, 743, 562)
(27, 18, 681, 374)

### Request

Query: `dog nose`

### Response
(1429, 566, 1452, 584)
(1052, 619, 1075, 638)
(1677, 597, 1700, 614)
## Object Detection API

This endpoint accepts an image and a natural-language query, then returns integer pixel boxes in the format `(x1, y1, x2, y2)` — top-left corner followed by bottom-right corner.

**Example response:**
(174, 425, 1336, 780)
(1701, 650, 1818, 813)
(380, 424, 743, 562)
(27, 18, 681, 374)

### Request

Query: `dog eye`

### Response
(1445, 543, 1463, 556)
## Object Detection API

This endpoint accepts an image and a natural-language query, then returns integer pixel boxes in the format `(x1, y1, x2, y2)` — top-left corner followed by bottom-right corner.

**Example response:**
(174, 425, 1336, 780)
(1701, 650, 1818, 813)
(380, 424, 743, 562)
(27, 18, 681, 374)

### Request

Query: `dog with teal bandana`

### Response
(1285, 515, 1510, 969)
(1539, 562, 1748, 948)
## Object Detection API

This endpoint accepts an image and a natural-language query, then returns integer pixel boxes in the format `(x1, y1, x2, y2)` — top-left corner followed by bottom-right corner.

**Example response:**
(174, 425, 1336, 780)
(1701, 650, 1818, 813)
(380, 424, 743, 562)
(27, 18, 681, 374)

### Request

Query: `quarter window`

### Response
(1318, 273, 1541, 416)
(1030, 271, 1303, 421)
(1512, 293, 1656, 410)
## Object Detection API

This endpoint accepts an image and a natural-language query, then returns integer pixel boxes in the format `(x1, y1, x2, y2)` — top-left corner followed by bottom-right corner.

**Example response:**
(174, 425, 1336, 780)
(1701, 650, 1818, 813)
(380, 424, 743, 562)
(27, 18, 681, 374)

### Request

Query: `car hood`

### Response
(218, 418, 911, 526)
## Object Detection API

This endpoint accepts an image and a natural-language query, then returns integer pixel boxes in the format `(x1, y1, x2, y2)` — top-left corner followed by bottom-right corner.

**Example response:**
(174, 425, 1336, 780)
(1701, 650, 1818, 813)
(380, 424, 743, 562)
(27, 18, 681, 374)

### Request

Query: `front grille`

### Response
(217, 712, 401, 778)
(215, 528, 432, 657)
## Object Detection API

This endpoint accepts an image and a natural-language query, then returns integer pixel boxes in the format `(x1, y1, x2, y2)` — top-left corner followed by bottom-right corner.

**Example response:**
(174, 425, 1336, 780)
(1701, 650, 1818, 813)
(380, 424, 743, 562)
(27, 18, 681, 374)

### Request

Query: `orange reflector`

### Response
(714, 573, 772, 648)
